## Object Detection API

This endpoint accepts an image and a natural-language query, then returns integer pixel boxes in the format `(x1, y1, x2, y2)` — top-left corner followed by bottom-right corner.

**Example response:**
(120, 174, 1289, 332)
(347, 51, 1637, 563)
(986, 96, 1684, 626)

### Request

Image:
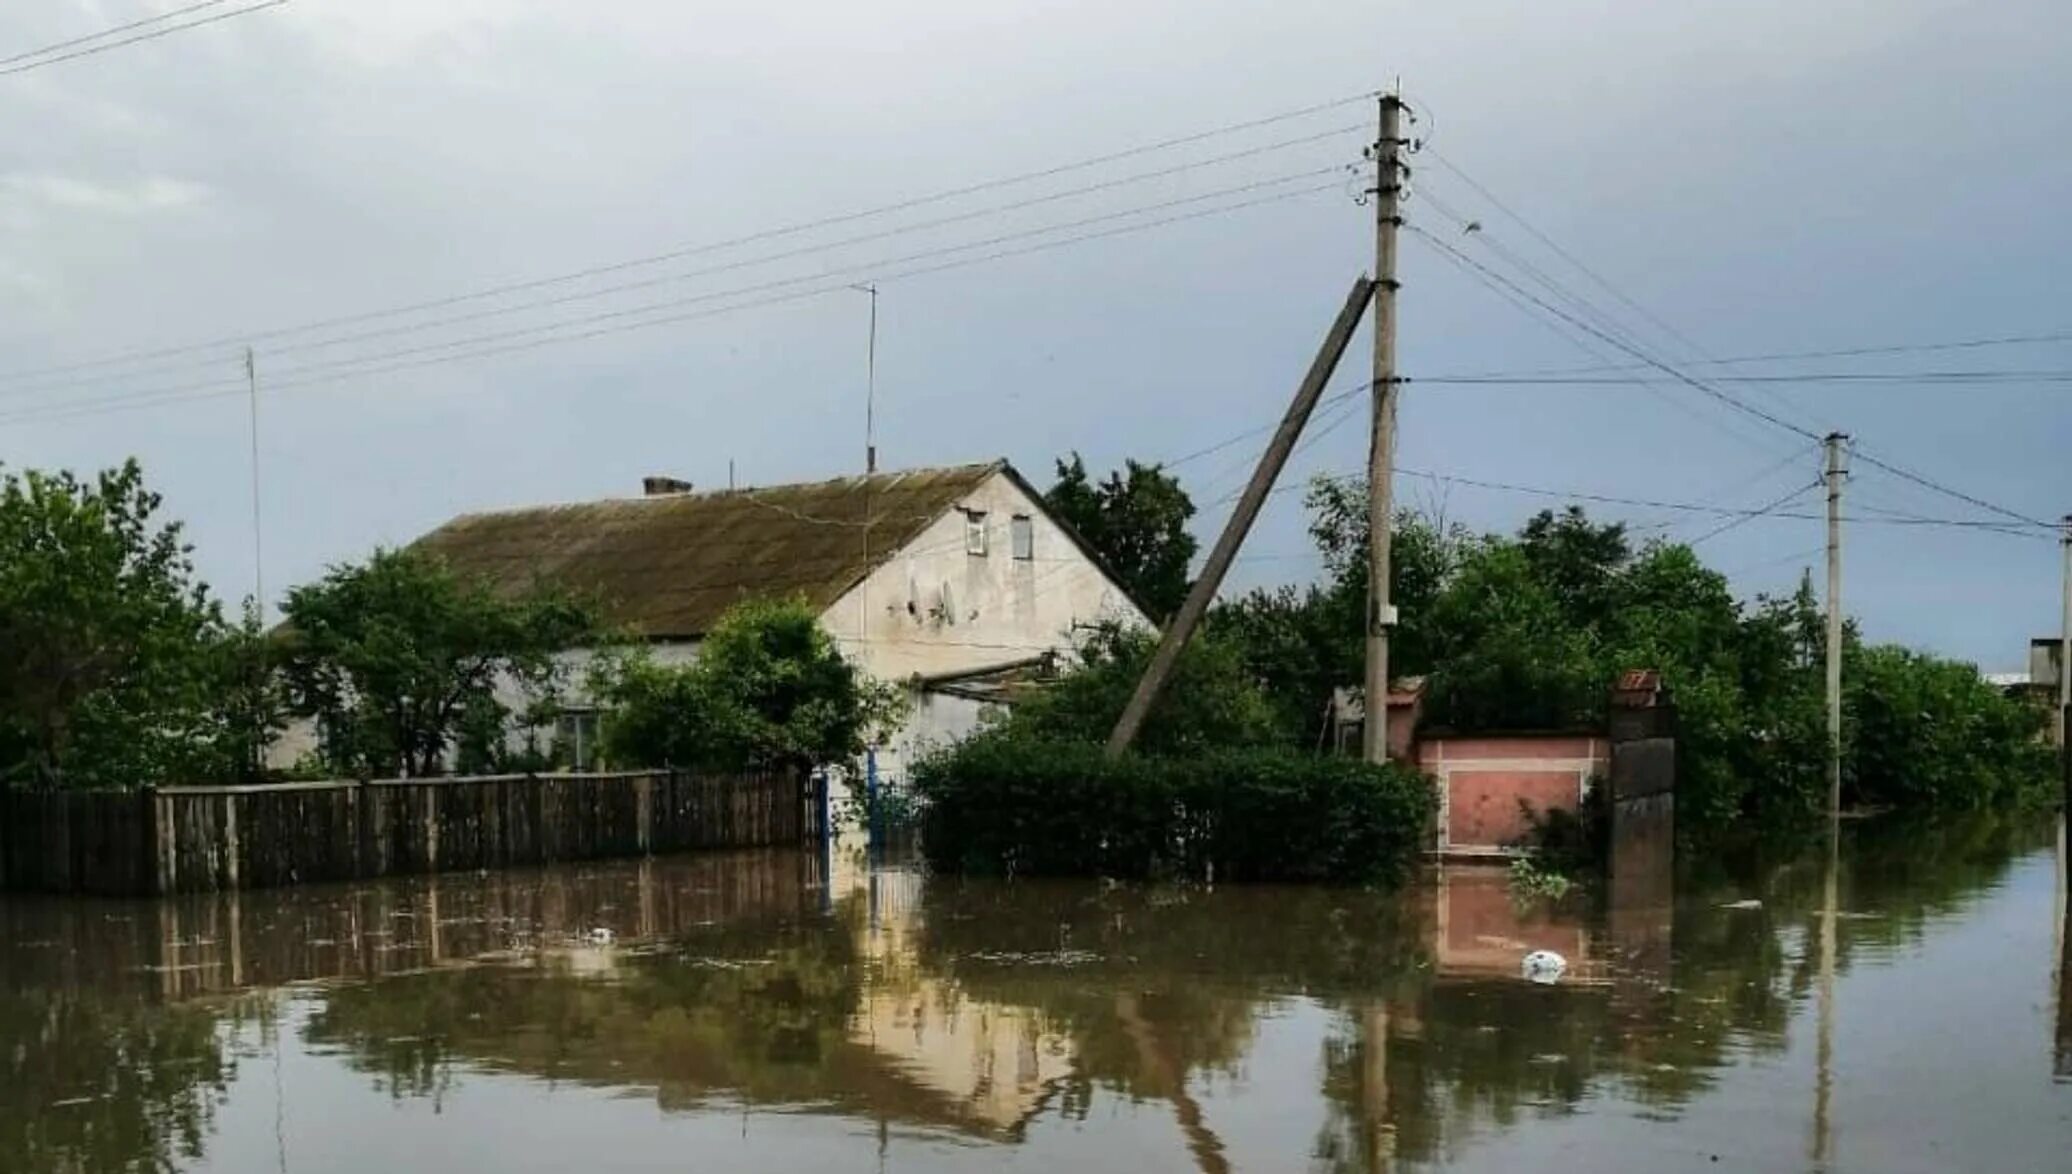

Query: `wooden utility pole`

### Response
(1364, 93, 1406, 764)
(1824, 432, 1849, 816)
(1106, 277, 1375, 756)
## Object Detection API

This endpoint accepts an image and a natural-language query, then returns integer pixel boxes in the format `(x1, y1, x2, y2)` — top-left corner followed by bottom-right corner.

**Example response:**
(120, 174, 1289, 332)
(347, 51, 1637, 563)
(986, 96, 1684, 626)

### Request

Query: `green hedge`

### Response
(912, 735, 1435, 884)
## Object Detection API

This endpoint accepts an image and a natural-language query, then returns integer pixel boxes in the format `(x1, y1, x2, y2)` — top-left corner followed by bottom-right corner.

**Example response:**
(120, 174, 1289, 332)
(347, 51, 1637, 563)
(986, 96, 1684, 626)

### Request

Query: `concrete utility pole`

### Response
(856, 283, 880, 474)
(2060, 515, 2071, 802)
(1363, 92, 1406, 764)
(245, 346, 264, 622)
(1106, 278, 1375, 756)
(1824, 432, 1849, 816)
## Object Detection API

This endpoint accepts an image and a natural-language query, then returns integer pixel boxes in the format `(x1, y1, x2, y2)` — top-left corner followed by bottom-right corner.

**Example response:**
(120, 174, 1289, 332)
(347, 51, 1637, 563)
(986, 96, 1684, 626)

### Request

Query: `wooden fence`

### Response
(0, 769, 823, 896)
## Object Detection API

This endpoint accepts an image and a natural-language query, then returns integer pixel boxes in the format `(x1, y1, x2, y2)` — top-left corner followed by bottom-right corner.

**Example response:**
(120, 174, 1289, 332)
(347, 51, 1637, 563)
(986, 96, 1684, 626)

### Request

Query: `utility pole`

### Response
(1363, 92, 1406, 764)
(1824, 432, 1849, 816)
(245, 346, 265, 622)
(854, 283, 880, 474)
(1107, 278, 1375, 756)
(2059, 515, 2071, 805)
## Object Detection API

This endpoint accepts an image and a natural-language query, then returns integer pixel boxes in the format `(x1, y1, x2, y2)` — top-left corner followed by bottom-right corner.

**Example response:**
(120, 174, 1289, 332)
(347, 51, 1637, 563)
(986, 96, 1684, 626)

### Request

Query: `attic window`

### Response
(1011, 515, 1034, 560)
(964, 510, 989, 556)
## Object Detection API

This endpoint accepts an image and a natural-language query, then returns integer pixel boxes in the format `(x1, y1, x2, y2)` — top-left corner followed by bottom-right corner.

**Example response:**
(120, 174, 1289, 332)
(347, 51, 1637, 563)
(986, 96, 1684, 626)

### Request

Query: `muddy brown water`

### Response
(2, 817, 2067, 1172)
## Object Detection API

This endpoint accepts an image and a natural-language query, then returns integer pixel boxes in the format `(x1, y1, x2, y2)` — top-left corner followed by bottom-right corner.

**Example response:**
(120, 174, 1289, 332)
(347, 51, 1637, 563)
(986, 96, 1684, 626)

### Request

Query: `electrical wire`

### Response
(1686, 481, 1823, 546)
(0, 0, 233, 67)
(1421, 329, 2072, 380)
(0, 0, 287, 78)
(1848, 449, 2054, 531)
(0, 179, 1344, 428)
(1423, 144, 1716, 365)
(0, 89, 1378, 384)
(0, 124, 1366, 400)
(1415, 370, 2072, 386)
(1407, 223, 1823, 444)
(1406, 194, 1797, 458)
(1409, 152, 2047, 533)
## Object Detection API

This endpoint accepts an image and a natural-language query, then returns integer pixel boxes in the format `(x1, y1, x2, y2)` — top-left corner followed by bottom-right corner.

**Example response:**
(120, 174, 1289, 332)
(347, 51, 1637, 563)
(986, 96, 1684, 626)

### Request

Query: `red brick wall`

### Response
(1419, 734, 1607, 852)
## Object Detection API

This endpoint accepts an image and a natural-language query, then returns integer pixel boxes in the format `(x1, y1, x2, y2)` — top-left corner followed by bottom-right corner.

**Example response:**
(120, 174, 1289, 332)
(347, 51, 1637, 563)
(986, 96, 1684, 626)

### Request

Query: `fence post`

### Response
(636, 771, 653, 856)
(424, 783, 440, 874)
(221, 792, 240, 892)
(138, 785, 159, 898)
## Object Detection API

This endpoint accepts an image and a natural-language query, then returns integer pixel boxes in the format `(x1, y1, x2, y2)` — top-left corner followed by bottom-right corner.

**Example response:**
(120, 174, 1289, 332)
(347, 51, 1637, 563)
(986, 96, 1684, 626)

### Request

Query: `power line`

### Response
(1422, 329, 2072, 380)
(0, 123, 1366, 401)
(1414, 370, 2072, 386)
(0, 0, 233, 68)
(1, 178, 1344, 428)
(1687, 481, 1823, 546)
(1423, 144, 1717, 365)
(1407, 223, 1823, 445)
(1409, 151, 2050, 533)
(0, 0, 287, 78)
(0, 89, 1376, 384)
(1848, 448, 2054, 531)
(1412, 160, 1834, 442)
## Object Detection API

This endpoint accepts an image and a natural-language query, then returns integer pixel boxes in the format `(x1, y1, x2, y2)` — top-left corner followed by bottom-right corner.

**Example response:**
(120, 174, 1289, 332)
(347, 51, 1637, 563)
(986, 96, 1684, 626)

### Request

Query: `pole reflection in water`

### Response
(2057, 815, 2070, 1081)
(1812, 814, 1841, 1169)
(3, 815, 2069, 1173)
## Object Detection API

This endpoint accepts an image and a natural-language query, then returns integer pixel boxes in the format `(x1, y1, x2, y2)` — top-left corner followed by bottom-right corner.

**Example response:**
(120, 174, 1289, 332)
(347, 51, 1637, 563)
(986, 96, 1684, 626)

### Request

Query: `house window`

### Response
(964, 510, 989, 556)
(556, 709, 600, 772)
(1011, 514, 1034, 560)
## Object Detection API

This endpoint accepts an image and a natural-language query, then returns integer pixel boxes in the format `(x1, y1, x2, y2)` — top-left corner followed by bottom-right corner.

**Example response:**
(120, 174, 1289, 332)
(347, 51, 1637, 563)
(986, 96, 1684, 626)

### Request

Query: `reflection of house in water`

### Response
(831, 839, 1077, 1135)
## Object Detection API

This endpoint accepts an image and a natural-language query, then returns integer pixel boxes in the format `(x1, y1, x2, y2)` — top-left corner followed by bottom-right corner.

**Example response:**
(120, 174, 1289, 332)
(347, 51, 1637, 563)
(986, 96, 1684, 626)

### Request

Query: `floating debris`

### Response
(1718, 899, 1763, 911)
(967, 949, 1102, 967)
(1522, 949, 1567, 985)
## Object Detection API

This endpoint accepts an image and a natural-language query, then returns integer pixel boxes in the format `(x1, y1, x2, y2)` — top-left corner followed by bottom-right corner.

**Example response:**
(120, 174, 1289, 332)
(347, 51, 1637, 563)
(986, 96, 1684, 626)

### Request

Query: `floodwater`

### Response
(3, 818, 2068, 1173)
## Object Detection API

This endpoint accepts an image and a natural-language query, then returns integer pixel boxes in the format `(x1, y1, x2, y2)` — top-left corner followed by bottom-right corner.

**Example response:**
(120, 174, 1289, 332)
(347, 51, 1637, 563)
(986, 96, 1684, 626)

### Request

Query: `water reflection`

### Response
(0, 816, 2066, 1172)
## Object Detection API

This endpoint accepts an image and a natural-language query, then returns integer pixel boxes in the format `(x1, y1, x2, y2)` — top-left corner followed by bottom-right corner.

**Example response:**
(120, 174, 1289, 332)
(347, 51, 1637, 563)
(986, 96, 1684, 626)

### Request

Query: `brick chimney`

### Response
(642, 476, 694, 496)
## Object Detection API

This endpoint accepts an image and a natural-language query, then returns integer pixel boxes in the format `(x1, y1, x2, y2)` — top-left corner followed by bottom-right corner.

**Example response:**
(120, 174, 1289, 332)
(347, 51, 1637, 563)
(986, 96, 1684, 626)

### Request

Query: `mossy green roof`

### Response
(410, 462, 1004, 639)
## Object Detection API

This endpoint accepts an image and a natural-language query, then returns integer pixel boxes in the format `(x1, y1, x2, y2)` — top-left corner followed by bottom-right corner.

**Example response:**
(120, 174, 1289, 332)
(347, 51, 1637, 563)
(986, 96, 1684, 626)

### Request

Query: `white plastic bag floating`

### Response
(1521, 949, 1567, 985)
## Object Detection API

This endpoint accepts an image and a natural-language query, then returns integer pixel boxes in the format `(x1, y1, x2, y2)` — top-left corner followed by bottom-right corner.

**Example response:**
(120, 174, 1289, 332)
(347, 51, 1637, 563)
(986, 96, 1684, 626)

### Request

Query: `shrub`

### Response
(913, 733, 1435, 884)
(590, 597, 904, 774)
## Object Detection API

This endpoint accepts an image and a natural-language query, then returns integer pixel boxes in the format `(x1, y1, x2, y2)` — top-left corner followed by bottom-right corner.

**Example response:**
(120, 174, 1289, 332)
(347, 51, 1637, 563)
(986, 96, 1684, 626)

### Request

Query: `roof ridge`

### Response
(437, 459, 1007, 527)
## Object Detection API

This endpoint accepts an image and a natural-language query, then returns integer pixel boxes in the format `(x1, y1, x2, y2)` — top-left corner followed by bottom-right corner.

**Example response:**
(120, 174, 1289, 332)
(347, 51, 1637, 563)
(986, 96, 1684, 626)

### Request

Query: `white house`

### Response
(273, 461, 1150, 782)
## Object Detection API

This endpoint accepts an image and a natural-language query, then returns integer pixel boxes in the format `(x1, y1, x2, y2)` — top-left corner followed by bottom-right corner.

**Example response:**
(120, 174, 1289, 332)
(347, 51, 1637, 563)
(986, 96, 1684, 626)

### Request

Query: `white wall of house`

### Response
(820, 469, 1146, 680)
(818, 468, 1147, 784)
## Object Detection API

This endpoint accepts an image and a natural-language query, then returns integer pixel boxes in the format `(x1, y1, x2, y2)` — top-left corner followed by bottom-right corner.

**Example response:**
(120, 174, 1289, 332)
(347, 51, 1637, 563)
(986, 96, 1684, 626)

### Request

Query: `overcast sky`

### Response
(2, 0, 2067, 669)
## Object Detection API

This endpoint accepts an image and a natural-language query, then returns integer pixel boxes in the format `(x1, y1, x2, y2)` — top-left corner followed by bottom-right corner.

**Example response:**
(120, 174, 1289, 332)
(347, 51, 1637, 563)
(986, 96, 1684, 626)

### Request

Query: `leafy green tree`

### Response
(1845, 644, 2052, 810)
(1419, 541, 1603, 731)
(1046, 454, 1198, 620)
(592, 597, 903, 773)
(200, 601, 291, 785)
(279, 548, 596, 777)
(1005, 621, 1280, 754)
(0, 461, 225, 789)
(1298, 475, 1466, 678)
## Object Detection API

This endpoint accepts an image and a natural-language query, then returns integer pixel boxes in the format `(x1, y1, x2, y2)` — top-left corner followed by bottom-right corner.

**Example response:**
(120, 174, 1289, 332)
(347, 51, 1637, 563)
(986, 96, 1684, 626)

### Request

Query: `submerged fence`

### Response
(0, 770, 822, 897)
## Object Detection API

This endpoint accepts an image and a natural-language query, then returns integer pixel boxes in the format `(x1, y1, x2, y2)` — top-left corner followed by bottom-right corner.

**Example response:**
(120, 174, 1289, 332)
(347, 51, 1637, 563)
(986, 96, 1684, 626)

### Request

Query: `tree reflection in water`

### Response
(0, 814, 2059, 1173)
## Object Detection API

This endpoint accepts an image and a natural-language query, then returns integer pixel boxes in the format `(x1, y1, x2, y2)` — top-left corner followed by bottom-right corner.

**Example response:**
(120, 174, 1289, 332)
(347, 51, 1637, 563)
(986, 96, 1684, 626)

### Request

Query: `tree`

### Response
(0, 461, 225, 789)
(1005, 621, 1280, 755)
(1845, 644, 2052, 811)
(1046, 454, 1198, 621)
(278, 548, 596, 777)
(592, 597, 903, 774)
(1300, 475, 1465, 679)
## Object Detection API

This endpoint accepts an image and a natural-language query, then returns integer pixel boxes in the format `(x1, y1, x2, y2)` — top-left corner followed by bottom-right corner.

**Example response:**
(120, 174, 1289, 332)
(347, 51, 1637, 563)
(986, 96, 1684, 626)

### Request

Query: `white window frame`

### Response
(964, 510, 989, 556)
